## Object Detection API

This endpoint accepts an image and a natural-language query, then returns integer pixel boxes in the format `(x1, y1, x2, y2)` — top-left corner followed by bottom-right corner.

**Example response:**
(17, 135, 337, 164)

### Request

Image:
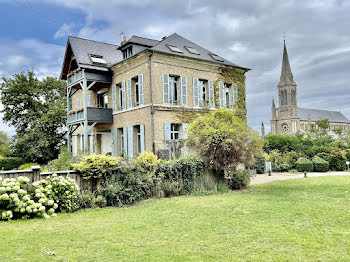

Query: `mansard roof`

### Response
(298, 108, 350, 123)
(60, 33, 249, 79)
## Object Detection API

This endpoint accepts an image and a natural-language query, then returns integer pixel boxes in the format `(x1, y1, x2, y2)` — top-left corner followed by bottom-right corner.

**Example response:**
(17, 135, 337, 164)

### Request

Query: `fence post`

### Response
(31, 166, 41, 183)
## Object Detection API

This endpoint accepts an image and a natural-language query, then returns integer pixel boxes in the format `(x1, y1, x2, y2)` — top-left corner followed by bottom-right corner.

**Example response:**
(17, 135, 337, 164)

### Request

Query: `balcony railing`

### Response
(67, 107, 113, 124)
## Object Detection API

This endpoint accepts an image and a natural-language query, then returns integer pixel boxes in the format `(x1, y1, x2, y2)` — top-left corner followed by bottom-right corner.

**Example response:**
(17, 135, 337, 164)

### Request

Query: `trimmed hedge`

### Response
(0, 157, 24, 171)
(328, 151, 346, 171)
(295, 157, 313, 172)
(312, 156, 329, 172)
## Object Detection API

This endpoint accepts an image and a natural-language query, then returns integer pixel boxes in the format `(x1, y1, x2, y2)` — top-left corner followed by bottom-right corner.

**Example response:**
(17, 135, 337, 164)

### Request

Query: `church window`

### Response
(281, 123, 289, 132)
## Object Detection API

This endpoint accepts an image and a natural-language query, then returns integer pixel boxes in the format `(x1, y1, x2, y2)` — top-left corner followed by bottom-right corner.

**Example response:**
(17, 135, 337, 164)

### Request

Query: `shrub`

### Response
(18, 163, 39, 170)
(225, 169, 250, 190)
(0, 174, 79, 220)
(328, 151, 346, 171)
(0, 157, 24, 171)
(44, 147, 79, 172)
(276, 163, 290, 172)
(345, 149, 350, 161)
(316, 152, 329, 162)
(253, 156, 265, 174)
(312, 156, 329, 172)
(295, 157, 313, 172)
(283, 151, 299, 169)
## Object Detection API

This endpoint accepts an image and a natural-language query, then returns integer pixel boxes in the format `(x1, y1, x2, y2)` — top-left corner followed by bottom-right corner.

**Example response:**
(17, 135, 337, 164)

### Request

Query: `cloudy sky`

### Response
(0, 0, 350, 136)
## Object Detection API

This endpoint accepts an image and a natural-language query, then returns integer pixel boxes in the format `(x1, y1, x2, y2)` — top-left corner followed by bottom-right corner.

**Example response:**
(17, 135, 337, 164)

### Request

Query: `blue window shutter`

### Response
(123, 127, 128, 156)
(219, 81, 224, 108)
(193, 78, 199, 107)
(113, 128, 118, 156)
(232, 84, 238, 106)
(209, 80, 214, 108)
(127, 79, 132, 108)
(128, 126, 134, 158)
(139, 74, 144, 105)
(181, 76, 187, 106)
(112, 84, 117, 113)
(164, 123, 171, 149)
(182, 123, 189, 156)
(140, 124, 145, 153)
(162, 73, 169, 104)
(122, 81, 126, 110)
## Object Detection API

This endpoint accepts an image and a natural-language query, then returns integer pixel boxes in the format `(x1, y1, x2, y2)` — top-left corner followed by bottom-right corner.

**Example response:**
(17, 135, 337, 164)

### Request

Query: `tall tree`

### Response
(0, 71, 66, 164)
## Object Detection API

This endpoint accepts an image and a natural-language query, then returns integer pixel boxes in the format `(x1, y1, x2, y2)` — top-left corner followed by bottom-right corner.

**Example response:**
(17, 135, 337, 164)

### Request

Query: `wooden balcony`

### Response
(67, 107, 113, 125)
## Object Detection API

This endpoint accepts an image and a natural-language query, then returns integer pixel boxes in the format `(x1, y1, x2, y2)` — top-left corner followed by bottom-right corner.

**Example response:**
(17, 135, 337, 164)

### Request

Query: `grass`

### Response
(1, 176, 350, 261)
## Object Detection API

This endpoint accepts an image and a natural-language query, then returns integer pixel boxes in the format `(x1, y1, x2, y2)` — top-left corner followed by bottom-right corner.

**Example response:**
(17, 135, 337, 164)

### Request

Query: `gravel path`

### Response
(250, 171, 350, 185)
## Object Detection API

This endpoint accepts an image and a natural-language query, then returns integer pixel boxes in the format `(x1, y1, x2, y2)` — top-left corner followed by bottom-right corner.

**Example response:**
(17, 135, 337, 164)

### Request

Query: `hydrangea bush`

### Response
(0, 174, 79, 221)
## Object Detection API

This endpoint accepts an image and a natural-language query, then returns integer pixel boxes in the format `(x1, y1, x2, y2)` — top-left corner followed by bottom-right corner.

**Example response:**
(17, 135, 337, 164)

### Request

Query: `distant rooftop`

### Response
(298, 108, 350, 123)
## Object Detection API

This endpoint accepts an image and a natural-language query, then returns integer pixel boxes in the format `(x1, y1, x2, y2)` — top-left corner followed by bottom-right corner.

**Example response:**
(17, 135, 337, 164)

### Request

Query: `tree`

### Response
(187, 109, 262, 173)
(0, 131, 11, 156)
(0, 71, 66, 164)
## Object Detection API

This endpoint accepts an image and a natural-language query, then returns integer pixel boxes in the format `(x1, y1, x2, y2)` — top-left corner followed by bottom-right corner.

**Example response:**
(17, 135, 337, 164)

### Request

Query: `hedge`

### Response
(328, 151, 346, 171)
(312, 156, 329, 172)
(295, 157, 313, 172)
(0, 157, 24, 171)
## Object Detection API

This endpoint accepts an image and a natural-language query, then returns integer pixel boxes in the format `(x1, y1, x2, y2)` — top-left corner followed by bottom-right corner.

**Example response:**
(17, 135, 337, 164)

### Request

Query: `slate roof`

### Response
(298, 108, 350, 123)
(147, 33, 247, 69)
(61, 33, 249, 79)
(68, 36, 122, 70)
(121, 35, 160, 47)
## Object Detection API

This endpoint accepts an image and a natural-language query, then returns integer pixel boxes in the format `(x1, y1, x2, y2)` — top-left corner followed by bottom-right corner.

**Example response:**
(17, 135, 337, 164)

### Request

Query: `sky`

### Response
(0, 0, 350, 136)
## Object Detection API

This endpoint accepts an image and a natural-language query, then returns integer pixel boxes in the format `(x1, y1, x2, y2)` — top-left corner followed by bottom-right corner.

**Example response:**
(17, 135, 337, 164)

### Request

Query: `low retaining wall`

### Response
(0, 166, 93, 192)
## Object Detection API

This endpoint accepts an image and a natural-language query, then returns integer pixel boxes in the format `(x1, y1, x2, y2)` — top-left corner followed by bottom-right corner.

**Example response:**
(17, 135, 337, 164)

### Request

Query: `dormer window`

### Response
(89, 54, 107, 65)
(209, 54, 224, 62)
(122, 46, 133, 59)
(167, 45, 183, 53)
(185, 46, 200, 55)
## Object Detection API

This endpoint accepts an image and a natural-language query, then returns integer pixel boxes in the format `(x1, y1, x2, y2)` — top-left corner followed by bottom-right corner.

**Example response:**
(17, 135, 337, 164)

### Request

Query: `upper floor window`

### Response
(118, 83, 125, 111)
(224, 83, 231, 109)
(169, 76, 179, 105)
(122, 46, 133, 59)
(132, 76, 141, 107)
(199, 80, 208, 107)
(97, 91, 108, 108)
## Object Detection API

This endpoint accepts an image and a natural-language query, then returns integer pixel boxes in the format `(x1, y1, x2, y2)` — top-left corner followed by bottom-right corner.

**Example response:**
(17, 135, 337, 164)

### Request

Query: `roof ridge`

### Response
(68, 36, 119, 47)
(130, 35, 159, 42)
(300, 107, 344, 113)
(150, 33, 178, 48)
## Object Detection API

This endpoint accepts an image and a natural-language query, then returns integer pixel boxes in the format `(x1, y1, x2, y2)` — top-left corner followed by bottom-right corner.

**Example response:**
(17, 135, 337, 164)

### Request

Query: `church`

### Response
(269, 40, 350, 135)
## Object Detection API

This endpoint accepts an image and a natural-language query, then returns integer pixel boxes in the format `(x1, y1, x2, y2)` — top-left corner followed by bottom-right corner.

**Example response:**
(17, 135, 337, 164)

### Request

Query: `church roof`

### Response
(298, 108, 350, 123)
(278, 40, 296, 86)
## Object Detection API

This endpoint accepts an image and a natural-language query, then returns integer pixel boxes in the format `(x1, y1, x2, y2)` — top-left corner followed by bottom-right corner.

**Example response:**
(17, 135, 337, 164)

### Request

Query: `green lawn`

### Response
(1, 176, 350, 261)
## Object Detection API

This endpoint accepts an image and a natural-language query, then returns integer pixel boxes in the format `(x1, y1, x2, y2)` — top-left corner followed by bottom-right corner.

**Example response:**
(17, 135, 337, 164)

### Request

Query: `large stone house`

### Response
(60, 33, 249, 158)
(270, 40, 350, 135)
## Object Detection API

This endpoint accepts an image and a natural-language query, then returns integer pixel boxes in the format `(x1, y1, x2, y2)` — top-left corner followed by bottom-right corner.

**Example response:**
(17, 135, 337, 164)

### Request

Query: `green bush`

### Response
(44, 147, 80, 172)
(253, 156, 265, 174)
(316, 152, 329, 162)
(277, 163, 290, 172)
(312, 156, 329, 172)
(0, 174, 79, 220)
(283, 151, 299, 169)
(328, 151, 346, 171)
(0, 157, 24, 171)
(225, 169, 250, 190)
(295, 157, 313, 172)
(345, 149, 350, 161)
(18, 163, 39, 170)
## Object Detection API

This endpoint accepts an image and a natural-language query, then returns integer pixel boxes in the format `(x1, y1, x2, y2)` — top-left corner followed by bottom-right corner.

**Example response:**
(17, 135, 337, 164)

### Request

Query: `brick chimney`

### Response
(120, 36, 127, 46)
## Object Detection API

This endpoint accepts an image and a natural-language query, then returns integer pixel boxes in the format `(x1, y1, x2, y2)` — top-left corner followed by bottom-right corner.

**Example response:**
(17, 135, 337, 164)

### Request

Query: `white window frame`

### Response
(170, 124, 180, 140)
(169, 76, 179, 105)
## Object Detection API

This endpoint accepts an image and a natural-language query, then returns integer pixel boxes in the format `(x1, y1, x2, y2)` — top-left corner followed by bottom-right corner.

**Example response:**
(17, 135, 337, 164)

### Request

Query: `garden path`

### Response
(250, 171, 350, 185)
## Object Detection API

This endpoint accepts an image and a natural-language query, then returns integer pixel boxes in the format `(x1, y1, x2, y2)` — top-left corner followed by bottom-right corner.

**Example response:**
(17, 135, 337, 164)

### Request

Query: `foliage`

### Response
(18, 163, 39, 170)
(33, 174, 79, 212)
(282, 151, 299, 169)
(0, 131, 11, 156)
(328, 150, 346, 171)
(0, 174, 78, 220)
(72, 155, 123, 180)
(0, 71, 67, 164)
(264, 134, 301, 153)
(187, 109, 262, 174)
(274, 162, 290, 172)
(253, 156, 265, 174)
(295, 157, 313, 172)
(225, 169, 250, 190)
(44, 147, 79, 172)
(345, 149, 350, 161)
(312, 156, 329, 172)
(0, 157, 24, 171)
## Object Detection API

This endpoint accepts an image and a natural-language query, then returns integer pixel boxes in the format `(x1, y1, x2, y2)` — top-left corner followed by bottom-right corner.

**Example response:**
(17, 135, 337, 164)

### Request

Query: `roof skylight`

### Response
(167, 45, 183, 53)
(89, 54, 107, 65)
(185, 46, 200, 55)
(209, 54, 224, 62)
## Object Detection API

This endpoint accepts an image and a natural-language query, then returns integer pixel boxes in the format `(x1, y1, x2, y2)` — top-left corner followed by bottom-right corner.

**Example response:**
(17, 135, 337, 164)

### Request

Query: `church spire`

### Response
(279, 40, 296, 86)
(271, 98, 277, 119)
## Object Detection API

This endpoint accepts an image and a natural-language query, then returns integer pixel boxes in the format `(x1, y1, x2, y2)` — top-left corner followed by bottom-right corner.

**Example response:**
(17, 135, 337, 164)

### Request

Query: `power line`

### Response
(10, 0, 83, 37)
